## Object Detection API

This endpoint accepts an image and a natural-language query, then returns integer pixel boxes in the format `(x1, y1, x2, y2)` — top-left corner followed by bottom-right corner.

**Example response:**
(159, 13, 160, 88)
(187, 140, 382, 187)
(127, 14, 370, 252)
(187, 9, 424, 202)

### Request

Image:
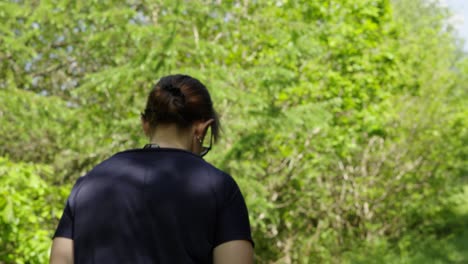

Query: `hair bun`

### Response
(163, 84, 185, 100)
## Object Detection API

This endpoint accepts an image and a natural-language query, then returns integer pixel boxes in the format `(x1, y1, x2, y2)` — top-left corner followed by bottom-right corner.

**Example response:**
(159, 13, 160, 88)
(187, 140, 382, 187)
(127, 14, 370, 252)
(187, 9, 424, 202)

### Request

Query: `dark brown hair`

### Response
(141, 74, 220, 141)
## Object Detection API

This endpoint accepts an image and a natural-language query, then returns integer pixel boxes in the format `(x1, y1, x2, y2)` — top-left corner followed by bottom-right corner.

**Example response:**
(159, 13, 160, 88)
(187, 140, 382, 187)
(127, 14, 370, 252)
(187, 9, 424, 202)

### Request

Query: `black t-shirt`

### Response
(54, 147, 253, 263)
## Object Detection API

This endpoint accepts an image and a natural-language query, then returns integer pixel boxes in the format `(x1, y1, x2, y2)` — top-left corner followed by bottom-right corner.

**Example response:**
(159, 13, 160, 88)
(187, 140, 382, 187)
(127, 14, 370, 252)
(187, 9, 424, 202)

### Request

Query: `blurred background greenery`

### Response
(0, 0, 467, 263)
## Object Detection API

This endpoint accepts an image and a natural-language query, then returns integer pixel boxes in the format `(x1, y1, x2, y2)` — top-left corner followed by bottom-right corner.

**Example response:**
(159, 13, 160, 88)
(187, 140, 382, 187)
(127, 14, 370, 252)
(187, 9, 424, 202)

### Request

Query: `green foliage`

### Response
(343, 186, 468, 264)
(0, 157, 69, 263)
(0, 0, 466, 263)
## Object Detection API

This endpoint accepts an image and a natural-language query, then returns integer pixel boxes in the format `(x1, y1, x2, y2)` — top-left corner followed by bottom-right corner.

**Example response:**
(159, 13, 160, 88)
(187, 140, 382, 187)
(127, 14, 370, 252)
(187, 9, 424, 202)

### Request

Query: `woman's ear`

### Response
(194, 119, 214, 138)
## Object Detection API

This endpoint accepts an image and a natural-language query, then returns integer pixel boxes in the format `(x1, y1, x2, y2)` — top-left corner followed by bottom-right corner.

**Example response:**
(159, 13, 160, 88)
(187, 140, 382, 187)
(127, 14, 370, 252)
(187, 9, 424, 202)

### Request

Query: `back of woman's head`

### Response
(142, 74, 220, 141)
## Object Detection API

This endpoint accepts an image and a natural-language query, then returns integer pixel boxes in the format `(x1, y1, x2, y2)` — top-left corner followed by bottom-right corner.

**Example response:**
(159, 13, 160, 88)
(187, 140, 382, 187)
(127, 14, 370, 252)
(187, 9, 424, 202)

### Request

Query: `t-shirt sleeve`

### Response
(53, 177, 85, 239)
(214, 175, 254, 248)
(53, 199, 73, 239)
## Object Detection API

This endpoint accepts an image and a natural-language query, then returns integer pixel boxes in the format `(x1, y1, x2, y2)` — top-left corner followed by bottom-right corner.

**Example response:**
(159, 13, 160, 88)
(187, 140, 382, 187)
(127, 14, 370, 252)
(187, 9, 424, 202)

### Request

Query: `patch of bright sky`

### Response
(439, 0, 468, 51)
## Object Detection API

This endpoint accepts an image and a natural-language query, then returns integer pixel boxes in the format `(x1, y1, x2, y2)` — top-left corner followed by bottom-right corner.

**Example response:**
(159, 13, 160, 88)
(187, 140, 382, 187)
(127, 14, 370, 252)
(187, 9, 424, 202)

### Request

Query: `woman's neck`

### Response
(149, 125, 192, 151)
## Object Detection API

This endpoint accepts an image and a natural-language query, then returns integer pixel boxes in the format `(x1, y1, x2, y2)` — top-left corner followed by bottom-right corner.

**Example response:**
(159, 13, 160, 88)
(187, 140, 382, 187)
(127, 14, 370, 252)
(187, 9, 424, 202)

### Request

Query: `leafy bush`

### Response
(0, 158, 69, 263)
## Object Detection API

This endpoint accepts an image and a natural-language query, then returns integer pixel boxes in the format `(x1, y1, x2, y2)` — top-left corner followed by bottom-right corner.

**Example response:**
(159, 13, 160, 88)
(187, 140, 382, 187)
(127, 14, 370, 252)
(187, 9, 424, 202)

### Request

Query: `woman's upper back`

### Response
(54, 148, 252, 263)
